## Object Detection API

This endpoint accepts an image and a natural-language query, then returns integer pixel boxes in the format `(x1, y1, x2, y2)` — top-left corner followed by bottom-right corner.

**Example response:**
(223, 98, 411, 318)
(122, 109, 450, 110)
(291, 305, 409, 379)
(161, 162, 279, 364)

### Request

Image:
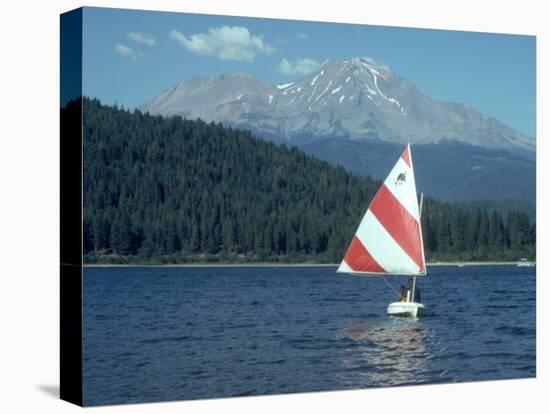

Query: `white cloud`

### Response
(296, 33, 309, 39)
(115, 43, 134, 56)
(168, 26, 274, 63)
(278, 58, 321, 75)
(127, 32, 156, 46)
(115, 43, 140, 61)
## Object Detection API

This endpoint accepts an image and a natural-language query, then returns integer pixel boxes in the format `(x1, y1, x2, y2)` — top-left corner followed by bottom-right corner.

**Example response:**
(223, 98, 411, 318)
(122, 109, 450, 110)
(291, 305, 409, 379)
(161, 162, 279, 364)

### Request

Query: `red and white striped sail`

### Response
(338, 144, 426, 275)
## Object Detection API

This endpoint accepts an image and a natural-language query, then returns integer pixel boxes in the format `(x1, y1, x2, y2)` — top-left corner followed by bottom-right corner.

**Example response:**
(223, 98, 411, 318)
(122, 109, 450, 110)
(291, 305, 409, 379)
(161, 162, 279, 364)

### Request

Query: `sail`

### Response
(338, 144, 426, 275)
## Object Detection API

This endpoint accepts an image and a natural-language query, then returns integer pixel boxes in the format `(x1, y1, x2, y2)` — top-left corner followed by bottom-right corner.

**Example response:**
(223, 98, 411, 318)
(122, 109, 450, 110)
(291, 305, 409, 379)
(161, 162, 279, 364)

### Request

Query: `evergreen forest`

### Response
(72, 98, 535, 264)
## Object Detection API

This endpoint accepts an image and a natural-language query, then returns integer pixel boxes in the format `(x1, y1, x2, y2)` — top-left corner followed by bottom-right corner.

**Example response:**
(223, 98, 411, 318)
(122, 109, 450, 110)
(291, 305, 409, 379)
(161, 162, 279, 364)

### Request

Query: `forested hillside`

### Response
(74, 98, 535, 264)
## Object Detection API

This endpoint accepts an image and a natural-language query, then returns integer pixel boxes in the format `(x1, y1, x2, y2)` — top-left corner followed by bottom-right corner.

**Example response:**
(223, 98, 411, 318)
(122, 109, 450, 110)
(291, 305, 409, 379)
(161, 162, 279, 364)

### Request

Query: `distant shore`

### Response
(84, 261, 533, 268)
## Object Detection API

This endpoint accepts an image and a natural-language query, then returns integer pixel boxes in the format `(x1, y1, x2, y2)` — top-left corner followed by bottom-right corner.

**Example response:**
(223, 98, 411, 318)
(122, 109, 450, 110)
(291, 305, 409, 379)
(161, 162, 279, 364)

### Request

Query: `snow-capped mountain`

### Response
(140, 58, 535, 204)
(141, 58, 534, 156)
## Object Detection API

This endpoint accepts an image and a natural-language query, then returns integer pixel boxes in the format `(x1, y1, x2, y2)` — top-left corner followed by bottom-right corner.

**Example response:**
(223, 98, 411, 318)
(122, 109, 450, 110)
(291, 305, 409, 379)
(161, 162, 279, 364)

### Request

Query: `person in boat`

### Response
(399, 285, 407, 301)
(407, 277, 421, 303)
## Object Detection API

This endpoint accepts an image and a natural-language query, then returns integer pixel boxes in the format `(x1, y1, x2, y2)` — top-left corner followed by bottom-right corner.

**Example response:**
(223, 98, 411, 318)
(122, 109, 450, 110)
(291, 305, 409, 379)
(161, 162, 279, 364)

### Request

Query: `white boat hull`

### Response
(387, 301, 425, 317)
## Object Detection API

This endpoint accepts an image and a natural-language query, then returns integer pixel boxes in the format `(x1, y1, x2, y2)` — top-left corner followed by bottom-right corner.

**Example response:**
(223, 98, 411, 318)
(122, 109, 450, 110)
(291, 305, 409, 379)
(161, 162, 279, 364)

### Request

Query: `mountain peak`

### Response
(319, 57, 391, 77)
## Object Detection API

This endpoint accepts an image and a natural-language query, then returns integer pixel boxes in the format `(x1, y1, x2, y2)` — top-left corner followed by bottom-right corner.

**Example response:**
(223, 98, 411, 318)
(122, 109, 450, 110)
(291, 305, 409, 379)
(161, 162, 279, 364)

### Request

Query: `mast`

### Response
(411, 192, 423, 303)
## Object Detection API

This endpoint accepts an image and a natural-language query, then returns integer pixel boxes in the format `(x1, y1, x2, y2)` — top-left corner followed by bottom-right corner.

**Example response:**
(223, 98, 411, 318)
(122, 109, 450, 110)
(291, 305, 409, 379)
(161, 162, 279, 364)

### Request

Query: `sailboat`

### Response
(337, 144, 427, 317)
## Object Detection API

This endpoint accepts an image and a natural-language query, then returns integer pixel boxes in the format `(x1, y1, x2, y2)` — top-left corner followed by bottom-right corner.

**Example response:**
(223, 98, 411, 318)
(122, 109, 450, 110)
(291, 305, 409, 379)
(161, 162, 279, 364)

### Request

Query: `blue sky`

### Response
(82, 7, 536, 137)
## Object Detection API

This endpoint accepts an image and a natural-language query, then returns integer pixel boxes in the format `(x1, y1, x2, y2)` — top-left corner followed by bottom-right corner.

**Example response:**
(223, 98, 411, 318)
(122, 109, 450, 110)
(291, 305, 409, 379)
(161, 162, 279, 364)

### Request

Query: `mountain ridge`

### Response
(141, 57, 534, 156)
(302, 138, 535, 204)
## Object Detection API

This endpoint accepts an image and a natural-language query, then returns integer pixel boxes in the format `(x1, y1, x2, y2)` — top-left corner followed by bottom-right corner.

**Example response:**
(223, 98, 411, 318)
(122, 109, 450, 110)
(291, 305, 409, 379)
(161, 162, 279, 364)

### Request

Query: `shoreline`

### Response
(83, 261, 533, 268)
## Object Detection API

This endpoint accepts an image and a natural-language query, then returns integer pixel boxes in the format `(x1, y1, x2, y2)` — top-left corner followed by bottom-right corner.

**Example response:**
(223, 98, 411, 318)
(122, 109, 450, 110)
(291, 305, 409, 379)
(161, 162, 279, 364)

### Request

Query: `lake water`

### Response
(83, 265, 536, 406)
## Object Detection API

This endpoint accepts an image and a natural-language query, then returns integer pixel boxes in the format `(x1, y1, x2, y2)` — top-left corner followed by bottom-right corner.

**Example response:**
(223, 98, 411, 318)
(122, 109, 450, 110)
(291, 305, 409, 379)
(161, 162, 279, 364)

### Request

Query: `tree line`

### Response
(75, 98, 535, 264)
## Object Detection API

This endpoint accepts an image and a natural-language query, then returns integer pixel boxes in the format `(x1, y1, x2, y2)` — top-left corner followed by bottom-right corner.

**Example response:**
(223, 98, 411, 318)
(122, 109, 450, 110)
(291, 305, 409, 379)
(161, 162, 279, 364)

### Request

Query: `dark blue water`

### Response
(83, 265, 535, 406)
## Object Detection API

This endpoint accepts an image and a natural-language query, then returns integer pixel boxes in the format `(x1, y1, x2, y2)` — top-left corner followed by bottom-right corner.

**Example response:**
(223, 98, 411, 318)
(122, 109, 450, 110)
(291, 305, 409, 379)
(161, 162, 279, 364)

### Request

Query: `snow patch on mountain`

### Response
(276, 82, 294, 90)
(316, 80, 333, 101)
(310, 73, 320, 86)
